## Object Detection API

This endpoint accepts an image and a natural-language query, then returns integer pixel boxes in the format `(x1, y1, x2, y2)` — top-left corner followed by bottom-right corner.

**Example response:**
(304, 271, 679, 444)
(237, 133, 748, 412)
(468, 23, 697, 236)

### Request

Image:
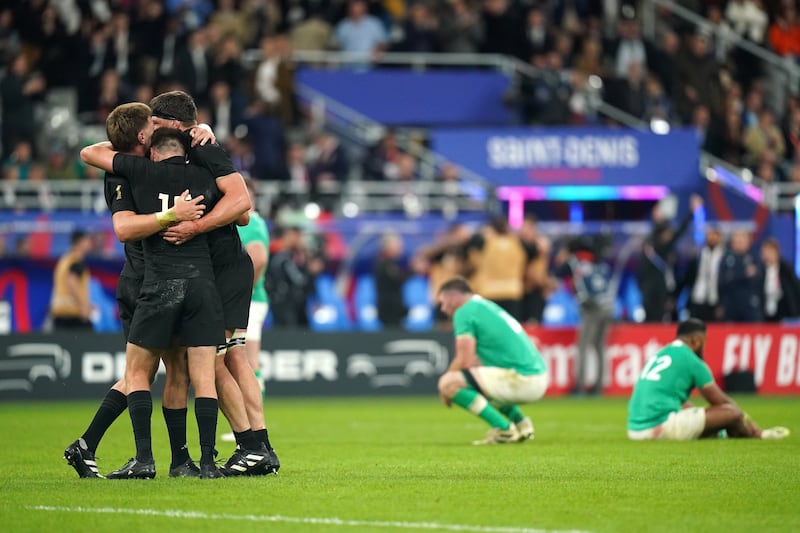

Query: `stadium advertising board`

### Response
(429, 127, 700, 188)
(1, 325, 799, 400)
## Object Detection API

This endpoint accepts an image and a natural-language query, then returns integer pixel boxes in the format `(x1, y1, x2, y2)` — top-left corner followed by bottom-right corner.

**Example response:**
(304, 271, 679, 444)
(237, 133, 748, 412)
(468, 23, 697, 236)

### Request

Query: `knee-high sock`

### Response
(452, 388, 510, 430)
(162, 407, 190, 468)
(127, 390, 153, 462)
(499, 405, 526, 424)
(194, 397, 218, 465)
(82, 388, 127, 453)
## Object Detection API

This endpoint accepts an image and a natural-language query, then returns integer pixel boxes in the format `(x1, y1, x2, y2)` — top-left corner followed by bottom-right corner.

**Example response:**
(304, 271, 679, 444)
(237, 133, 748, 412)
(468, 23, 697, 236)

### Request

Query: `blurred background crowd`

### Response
(1, 0, 800, 332)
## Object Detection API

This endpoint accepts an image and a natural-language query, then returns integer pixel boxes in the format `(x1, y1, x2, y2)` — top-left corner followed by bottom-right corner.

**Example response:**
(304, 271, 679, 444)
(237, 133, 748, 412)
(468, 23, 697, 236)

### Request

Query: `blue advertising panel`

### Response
(430, 127, 701, 188)
(297, 68, 514, 126)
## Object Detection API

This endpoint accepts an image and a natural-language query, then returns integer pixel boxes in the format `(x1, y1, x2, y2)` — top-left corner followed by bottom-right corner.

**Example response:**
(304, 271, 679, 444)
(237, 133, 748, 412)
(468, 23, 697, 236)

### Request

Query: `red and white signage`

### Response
(526, 324, 800, 396)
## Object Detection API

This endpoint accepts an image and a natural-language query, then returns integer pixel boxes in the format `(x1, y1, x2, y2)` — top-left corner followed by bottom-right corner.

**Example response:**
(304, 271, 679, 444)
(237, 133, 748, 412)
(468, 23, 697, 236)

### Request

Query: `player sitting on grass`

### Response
(627, 318, 790, 441)
(436, 277, 549, 445)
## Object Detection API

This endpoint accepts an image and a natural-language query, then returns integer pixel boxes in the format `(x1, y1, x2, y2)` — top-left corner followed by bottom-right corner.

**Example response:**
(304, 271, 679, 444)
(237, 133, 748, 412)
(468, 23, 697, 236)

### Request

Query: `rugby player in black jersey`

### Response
(81, 125, 229, 479)
(149, 91, 279, 474)
(82, 104, 271, 477)
(65, 106, 207, 478)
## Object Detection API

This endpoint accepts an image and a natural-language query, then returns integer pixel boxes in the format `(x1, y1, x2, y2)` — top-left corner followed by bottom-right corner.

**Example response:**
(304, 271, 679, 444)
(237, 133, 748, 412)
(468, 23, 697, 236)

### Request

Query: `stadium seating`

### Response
(353, 275, 382, 331)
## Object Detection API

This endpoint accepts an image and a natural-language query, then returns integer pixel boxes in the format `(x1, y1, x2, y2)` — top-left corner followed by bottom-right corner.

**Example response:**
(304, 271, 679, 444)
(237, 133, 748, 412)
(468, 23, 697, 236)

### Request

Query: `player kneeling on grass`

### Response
(436, 277, 549, 445)
(627, 318, 790, 441)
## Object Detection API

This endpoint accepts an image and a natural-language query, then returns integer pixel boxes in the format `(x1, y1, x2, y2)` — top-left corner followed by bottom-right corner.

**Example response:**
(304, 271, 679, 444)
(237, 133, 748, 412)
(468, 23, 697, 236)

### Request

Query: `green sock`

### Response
(499, 405, 526, 424)
(452, 388, 510, 430)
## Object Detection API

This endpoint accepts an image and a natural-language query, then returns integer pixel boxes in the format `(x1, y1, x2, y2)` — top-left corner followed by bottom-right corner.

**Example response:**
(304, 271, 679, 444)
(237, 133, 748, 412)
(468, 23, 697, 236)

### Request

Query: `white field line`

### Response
(29, 505, 590, 533)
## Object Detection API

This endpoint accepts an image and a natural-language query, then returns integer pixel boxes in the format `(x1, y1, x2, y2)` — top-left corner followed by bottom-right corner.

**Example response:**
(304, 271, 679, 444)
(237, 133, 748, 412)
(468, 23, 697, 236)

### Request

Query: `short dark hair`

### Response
(106, 103, 151, 153)
(438, 277, 473, 294)
(150, 127, 189, 156)
(149, 91, 198, 125)
(70, 230, 88, 246)
(676, 318, 706, 338)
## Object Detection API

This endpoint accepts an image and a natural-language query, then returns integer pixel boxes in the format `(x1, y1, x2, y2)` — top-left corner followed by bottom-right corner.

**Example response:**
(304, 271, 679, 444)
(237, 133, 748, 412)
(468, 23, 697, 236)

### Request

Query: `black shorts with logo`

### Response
(116, 275, 143, 342)
(214, 254, 254, 332)
(127, 278, 226, 350)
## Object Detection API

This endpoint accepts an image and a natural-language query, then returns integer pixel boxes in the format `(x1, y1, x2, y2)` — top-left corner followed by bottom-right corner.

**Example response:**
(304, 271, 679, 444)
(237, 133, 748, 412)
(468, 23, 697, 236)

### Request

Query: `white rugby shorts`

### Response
(246, 302, 269, 342)
(471, 366, 549, 404)
(627, 407, 706, 441)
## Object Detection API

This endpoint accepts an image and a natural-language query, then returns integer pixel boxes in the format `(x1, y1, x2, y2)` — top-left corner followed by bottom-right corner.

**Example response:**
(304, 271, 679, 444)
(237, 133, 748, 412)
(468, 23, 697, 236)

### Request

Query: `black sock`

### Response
(234, 429, 261, 451)
(195, 397, 218, 465)
(163, 407, 190, 468)
(127, 390, 153, 463)
(254, 428, 272, 450)
(81, 388, 127, 453)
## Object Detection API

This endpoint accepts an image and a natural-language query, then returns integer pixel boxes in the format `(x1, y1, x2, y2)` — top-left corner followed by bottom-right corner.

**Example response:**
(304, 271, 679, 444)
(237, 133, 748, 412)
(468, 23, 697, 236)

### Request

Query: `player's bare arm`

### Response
(111, 190, 205, 242)
(450, 335, 480, 372)
(699, 382, 738, 407)
(246, 242, 268, 287)
(80, 141, 116, 173)
(162, 171, 251, 244)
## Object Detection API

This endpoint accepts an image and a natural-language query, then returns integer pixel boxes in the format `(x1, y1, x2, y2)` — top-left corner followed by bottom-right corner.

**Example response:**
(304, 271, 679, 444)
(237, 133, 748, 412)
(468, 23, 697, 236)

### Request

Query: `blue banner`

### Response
(430, 127, 701, 188)
(297, 68, 514, 126)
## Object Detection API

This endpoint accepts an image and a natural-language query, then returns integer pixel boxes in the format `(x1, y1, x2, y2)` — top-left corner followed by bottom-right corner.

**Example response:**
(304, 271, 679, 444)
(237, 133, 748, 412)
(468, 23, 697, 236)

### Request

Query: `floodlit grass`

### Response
(0, 396, 798, 533)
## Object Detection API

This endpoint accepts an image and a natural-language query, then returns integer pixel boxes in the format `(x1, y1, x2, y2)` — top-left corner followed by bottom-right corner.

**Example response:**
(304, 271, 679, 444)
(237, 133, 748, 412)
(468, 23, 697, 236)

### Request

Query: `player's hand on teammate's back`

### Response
(189, 124, 216, 146)
(172, 189, 205, 222)
(163, 220, 199, 246)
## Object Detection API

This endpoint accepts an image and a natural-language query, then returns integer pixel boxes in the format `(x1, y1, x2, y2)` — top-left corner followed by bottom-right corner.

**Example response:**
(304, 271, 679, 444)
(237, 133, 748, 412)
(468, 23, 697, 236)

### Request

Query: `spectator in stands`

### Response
(309, 131, 348, 185)
(438, 0, 483, 54)
(647, 30, 679, 98)
(705, 4, 736, 63)
(266, 226, 323, 327)
(767, 4, 800, 58)
(210, 35, 245, 93)
(254, 35, 282, 112)
(394, 1, 439, 53)
(790, 164, 800, 183)
(609, 6, 647, 79)
(278, 141, 312, 195)
(637, 194, 703, 322)
(174, 28, 212, 106)
(45, 145, 80, 181)
(26, 163, 55, 212)
(209, 81, 245, 146)
(0, 8, 20, 65)
(519, 51, 571, 125)
(783, 101, 800, 162)
(743, 107, 786, 167)
(759, 238, 800, 322)
(241, 100, 286, 181)
(290, 9, 333, 52)
(333, 0, 388, 60)
(517, 215, 553, 325)
(4, 141, 34, 181)
(725, 0, 768, 43)
(674, 29, 722, 123)
(719, 230, 762, 322)
(130, 0, 166, 86)
(606, 61, 647, 119)
(393, 153, 419, 181)
(705, 104, 746, 165)
(1, 54, 45, 158)
(555, 235, 614, 396)
(480, 0, 523, 57)
(573, 36, 605, 77)
(49, 230, 94, 331)
(690, 104, 711, 146)
(374, 231, 410, 327)
(95, 69, 129, 124)
(466, 216, 527, 320)
(209, 0, 251, 47)
(363, 129, 401, 181)
(519, 6, 554, 62)
(679, 227, 725, 322)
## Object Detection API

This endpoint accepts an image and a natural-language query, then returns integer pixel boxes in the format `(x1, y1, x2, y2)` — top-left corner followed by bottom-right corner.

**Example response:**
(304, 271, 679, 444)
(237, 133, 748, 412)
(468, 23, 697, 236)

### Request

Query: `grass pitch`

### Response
(0, 395, 798, 533)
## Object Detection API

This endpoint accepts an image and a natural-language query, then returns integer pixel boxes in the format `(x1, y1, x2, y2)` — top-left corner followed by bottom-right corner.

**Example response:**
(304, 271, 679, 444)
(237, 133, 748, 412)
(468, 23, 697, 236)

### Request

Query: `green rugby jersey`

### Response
(453, 295, 546, 376)
(236, 211, 269, 304)
(627, 340, 714, 431)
